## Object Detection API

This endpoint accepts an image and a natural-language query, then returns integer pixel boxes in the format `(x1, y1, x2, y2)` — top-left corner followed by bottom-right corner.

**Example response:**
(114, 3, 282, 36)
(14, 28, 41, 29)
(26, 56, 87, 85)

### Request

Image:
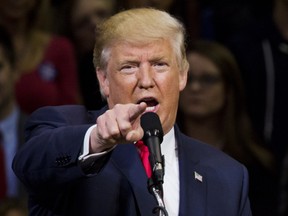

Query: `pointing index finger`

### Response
(128, 102, 147, 122)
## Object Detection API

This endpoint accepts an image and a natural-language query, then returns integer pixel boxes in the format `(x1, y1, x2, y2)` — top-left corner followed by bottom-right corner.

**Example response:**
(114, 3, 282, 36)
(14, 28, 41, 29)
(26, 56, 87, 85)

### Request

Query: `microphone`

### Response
(140, 112, 164, 186)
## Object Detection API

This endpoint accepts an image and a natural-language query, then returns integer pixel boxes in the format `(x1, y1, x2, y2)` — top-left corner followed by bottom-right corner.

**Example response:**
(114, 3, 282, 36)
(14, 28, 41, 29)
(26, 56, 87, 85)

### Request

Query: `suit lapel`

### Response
(91, 107, 157, 214)
(102, 122, 208, 215)
(176, 127, 207, 216)
(112, 144, 158, 215)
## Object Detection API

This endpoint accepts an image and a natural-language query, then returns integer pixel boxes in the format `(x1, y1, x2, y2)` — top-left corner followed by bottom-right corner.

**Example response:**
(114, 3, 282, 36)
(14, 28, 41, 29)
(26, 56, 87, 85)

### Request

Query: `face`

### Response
(71, 0, 115, 54)
(0, 0, 36, 20)
(179, 53, 225, 119)
(0, 46, 17, 118)
(97, 39, 187, 134)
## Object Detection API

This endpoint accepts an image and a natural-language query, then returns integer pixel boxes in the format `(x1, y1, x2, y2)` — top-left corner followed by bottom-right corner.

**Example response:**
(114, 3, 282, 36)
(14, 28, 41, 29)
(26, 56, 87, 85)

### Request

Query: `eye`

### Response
(120, 64, 138, 74)
(200, 75, 221, 85)
(153, 62, 168, 72)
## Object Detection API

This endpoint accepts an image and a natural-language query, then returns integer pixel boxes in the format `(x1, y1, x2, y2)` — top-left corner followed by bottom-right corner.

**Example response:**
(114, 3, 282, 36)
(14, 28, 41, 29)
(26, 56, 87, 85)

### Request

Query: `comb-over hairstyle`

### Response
(93, 7, 188, 72)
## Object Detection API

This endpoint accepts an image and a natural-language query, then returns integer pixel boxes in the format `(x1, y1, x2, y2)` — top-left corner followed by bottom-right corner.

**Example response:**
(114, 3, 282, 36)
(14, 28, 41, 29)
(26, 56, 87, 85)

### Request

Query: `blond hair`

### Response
(93, 7, 188, 72)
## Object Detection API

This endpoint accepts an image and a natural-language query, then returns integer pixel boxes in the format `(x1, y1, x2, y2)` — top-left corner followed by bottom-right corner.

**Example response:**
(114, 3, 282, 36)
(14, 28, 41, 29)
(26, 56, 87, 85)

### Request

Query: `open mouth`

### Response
(137, 97, 159, 112)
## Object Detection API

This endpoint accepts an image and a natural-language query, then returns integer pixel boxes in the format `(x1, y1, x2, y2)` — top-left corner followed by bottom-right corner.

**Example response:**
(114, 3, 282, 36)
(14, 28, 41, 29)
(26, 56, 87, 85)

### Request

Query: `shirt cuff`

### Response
(78, 125, 116, 162)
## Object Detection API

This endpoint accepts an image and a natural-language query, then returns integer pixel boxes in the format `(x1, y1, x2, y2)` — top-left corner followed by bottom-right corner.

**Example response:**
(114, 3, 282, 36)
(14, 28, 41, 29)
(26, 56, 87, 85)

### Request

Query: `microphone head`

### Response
(140, 112, 163, 143)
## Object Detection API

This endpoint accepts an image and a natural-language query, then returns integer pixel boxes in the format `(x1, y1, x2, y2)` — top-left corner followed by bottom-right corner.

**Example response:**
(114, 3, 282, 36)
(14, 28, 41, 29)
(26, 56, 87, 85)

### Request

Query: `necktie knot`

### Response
(135, 140, 148, 152)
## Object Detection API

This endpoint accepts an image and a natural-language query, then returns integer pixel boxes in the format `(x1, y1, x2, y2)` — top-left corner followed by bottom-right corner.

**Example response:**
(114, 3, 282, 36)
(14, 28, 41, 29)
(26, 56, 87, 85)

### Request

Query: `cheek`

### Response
(163, 76, 181, 101)
(163, 83, 181, 116)
(108, 75, 136, 103)
(209, 86, 225, 111)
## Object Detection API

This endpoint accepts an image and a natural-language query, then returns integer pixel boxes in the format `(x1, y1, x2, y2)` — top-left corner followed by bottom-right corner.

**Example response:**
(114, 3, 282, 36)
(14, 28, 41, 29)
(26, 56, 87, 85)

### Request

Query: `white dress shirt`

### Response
(161, 128, 179, 215)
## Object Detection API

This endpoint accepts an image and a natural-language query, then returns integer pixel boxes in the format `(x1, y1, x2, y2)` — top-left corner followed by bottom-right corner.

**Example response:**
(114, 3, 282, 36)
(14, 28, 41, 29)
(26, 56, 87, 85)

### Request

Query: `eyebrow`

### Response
(118, 55, 169, 64)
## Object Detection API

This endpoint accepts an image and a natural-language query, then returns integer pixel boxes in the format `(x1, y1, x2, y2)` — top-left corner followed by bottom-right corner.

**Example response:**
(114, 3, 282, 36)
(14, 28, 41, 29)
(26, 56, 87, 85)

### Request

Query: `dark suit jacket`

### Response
(13, 105, 252, 216)
(17, 110, 28, 199)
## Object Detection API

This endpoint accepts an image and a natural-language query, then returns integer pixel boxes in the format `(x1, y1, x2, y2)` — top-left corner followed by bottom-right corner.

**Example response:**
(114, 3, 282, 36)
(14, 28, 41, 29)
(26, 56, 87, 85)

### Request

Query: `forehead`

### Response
(188, 53, 219, 75)
(109, 39, 174, 60)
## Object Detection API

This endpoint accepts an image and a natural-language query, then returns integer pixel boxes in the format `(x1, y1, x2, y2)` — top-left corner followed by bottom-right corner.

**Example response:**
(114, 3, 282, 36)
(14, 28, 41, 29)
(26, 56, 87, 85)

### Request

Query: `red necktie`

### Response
(135, 140, 152, 178)
(0, 131, 6, 200)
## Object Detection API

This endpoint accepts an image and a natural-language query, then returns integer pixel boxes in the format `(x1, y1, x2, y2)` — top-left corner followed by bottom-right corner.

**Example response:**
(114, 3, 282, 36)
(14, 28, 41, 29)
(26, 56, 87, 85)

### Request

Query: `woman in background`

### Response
(177, 40, 277, 216)
(52, 0, 117, 110)
(0, 0, 80, 114)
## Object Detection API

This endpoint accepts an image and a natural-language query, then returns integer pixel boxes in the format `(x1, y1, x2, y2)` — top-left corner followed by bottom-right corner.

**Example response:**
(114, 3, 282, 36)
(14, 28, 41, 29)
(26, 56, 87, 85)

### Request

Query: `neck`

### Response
(273, 0, 288, 40)
(182, 115, 223, 149)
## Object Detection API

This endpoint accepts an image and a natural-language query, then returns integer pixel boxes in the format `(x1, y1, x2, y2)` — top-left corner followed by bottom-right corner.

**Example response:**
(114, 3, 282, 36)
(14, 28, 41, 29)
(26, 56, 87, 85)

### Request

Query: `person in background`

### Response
(0, 26, 27, 203)
(12, 8, 252, 215)
(225, 0, 288, 175)
(60, 0, 117, 57)
(120, 0, 200, 41)
(0, 0, 80, 114)
(52, 0, 117, 110)
(223, 1, 288, 214)
(0, 197, 28, 216)
(177, 40, 277, 216)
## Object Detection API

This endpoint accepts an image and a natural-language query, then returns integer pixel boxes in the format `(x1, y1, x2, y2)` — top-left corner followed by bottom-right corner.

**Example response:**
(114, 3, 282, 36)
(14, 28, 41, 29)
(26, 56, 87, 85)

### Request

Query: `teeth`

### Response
(145, 106, 155, 112)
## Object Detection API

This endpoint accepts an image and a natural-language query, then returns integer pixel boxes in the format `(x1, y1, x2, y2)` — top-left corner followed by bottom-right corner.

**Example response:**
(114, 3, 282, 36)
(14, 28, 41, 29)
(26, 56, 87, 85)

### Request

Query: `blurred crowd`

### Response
(0, 0, 287, 215)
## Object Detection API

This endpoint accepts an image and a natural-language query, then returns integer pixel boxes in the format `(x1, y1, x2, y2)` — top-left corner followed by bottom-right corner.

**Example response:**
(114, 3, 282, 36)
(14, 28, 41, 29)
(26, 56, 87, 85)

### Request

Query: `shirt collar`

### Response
(161, 127, 177, 160)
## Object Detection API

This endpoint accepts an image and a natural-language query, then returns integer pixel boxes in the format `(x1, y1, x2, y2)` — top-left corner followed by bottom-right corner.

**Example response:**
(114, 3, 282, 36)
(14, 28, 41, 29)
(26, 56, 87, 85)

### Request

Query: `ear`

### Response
(179, 61, 189, 91)
(96, 67, 110, 98)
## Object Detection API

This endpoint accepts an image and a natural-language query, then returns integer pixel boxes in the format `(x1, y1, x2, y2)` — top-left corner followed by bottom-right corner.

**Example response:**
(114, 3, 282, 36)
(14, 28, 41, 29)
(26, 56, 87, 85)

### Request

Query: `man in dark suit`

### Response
(13, 8, 252, 215)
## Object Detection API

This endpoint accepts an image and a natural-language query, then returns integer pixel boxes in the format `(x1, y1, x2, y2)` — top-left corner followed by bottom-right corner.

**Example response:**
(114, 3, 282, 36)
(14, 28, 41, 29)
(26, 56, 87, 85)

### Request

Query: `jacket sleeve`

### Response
(12, 105, 107, 195)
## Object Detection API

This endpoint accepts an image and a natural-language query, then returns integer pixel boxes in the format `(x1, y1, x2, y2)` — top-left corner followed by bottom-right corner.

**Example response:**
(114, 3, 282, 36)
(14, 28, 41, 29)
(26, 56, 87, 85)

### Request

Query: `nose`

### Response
(138, 64, 155, 89)
(187, 79, 202, 91)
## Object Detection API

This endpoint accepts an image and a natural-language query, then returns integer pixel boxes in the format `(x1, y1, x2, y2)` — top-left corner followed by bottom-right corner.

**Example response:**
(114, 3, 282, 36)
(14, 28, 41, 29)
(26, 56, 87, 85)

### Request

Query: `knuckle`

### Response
(119, 123, 132, 135)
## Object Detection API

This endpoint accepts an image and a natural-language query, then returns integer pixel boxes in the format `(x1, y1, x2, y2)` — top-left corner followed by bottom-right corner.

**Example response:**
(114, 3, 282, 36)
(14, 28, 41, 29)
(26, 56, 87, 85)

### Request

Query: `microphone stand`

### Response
(150, 183, 168, 216)
(147, 161, 168, 216)
(140, 112, 168, 215)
